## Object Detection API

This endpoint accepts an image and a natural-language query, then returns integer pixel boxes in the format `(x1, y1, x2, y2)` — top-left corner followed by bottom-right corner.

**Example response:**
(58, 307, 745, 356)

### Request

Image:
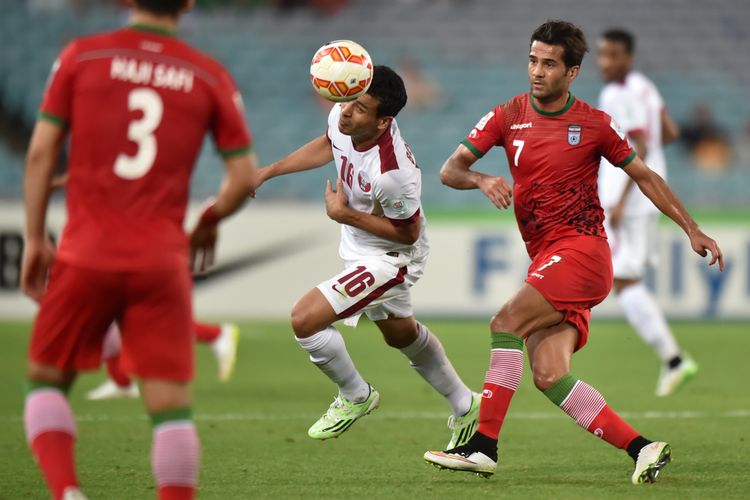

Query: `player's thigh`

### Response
(492, 283, 565, 338)
(291, 287, 339, 338)
(374, 315, 418, 349)
(526, 322, 578, 390)
(314, 258, 409, 327)
(29, 260, 122, 377)
(119, 267, 194, 383)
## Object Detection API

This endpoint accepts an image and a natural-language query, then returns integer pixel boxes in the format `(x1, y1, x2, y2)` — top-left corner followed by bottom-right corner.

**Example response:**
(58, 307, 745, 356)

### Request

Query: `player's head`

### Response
(597, 29, 635, 83)
(528, 20, 588, 102)
(130, 0, 194, 17)
(338, 65, 407, 140)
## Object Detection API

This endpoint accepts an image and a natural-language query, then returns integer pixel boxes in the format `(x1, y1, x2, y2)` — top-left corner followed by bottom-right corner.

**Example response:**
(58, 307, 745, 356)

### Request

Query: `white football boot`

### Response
(86, 379, 139, 400)
(631, 441, 672, 484)
(211, 323, 240, 382)
(656, 356, 698, 397)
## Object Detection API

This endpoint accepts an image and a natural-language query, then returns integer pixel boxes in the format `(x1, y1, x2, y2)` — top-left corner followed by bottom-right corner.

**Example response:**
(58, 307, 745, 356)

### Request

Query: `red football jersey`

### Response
(463, 93, 635, 259)
(40, 24, 252, 271)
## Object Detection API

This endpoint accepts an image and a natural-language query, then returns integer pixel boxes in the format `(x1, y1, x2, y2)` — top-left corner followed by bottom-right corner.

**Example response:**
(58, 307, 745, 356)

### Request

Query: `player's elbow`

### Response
(394, 222, 420, 245)
(439, 162, 457, 187)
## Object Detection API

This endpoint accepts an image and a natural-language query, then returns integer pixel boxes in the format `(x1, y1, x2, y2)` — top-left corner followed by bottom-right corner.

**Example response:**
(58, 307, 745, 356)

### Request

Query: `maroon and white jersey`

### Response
(326, 104, 428, 262)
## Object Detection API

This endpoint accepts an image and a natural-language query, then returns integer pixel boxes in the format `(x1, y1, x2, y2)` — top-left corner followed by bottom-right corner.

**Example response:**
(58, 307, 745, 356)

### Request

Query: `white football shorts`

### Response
(604, 212, 659, 280)
(317, 252, 425, 327)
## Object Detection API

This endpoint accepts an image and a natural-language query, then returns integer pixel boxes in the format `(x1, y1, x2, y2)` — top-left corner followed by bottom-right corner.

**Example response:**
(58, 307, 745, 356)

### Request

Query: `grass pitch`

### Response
(1, 319, 748, 499)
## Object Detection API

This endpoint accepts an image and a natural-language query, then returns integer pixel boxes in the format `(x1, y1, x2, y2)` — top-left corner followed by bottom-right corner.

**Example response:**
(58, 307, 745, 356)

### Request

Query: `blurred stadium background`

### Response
(1, 1, 749, 498)
(1, 0, 749, 319)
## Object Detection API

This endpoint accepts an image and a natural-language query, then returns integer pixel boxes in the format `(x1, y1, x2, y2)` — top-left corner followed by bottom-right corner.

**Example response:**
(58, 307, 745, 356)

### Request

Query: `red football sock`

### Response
(476, 332, 524, 440)
(159, 486, 195, 500)
(545, 374, 639, 449)
(105, 354, 132, 387)
(24, 387, 79, 500)
(194, 321, 221, 343)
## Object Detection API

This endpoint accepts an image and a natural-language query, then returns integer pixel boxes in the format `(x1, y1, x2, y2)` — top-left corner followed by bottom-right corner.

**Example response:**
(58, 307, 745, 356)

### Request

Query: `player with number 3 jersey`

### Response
(21, 1, 259, 498)
(259, 66, 480, 447)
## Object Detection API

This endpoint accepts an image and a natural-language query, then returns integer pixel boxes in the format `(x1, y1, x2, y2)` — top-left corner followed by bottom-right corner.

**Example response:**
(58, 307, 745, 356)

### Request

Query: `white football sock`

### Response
(619, 282, 680, 364)
(296, 326, 370, 403)
(399, 322, 473, 417)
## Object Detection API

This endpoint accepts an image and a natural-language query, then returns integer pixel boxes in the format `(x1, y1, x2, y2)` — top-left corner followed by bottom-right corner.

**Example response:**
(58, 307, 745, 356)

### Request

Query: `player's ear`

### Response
(377, 116, 392, 132)
(566, 65, 580, 82)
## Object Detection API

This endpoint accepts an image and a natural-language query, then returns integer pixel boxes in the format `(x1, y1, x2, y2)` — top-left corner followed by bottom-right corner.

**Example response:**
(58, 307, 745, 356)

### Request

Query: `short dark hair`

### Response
(530, 20, 589, 68)
(132, 0, 188, 16)
(601, 28, 635, 54)
(366, 65, 407, 118)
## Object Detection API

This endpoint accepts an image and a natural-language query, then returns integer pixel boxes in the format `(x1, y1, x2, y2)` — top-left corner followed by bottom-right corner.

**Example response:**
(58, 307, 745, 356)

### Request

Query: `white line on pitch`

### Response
(0, 409, 749, 424)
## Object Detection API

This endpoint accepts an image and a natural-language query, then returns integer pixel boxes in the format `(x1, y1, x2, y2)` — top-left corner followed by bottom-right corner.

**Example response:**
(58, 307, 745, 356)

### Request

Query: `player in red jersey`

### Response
(87, 320, 240, 400)
(424, 20, 723, 484)
(21, 0, 258, 498)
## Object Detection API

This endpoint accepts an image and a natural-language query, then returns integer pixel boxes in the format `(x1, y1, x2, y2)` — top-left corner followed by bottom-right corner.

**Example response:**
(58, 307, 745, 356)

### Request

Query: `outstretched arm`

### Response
(259, 134, 334, 184)
(440, 144, 512, 209)
(623, 156, 723, 270)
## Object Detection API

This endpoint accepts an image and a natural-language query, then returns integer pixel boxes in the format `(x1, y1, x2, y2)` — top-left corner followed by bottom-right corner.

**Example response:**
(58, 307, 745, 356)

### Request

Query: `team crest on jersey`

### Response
(358, 172, 371, 193)
(390, 197, 407, 215)
(567, 125, 582, 145)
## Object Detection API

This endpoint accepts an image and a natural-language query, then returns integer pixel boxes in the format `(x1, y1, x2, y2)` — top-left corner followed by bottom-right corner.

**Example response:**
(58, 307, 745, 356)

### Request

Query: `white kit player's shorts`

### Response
(317, 252, 425, 327)
(604, 212, 659, 280)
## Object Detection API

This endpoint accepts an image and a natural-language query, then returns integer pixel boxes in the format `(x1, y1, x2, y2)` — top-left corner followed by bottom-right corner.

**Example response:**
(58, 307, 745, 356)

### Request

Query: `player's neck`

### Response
(531, 91, 572, 115)
(351, 129, 386, 152)
(129, 10, 180, 34)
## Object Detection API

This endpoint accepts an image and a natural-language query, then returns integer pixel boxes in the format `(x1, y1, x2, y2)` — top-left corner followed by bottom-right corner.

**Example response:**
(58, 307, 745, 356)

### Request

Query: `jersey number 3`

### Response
(114, 88, 164, 180)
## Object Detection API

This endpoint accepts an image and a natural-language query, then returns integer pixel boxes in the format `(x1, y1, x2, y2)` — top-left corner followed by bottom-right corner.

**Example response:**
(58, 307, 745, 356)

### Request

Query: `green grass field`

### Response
(1, 320, 748, 499)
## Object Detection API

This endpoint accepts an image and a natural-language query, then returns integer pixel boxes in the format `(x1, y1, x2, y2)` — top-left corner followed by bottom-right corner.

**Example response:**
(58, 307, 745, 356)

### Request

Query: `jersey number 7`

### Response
(512, 139, 525, 167)
(114, 88, 164, 180)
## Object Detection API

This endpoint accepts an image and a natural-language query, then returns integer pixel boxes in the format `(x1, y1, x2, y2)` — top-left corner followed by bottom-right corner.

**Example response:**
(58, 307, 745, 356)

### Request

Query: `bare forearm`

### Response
(440, 160, 487, 190)
(638, 172, 698, 236)
(24, 123, 64, 241)
(212, 155, 260, 220)
(338, 209, 418, 245)
(263, 135, 333, 181)
(24, 161, 54, 242)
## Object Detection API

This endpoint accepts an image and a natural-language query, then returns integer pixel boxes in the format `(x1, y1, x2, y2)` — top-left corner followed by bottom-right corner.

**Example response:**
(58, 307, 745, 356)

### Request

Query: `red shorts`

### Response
(29, 260, 194, 381)
(525, 236, 613, 351)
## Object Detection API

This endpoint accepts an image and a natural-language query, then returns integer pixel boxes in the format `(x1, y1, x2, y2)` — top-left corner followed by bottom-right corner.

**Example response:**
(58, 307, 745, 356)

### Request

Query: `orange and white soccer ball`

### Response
(310, 40, 374, 102)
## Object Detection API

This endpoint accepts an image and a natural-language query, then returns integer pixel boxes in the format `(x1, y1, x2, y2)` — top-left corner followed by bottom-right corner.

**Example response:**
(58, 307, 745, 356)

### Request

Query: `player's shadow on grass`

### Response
(193, 231, 324, 285)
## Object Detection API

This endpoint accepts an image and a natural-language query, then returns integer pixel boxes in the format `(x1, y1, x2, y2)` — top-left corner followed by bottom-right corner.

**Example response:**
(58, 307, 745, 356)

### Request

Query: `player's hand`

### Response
(689, 229, 724, 272)
(478, 175, 512, 209)
(49, 173, 69, 193)
(189, 222, 218, 274)
(20, 236, 56, 303)
(609, 202, 625, 229)
(325, 178, 350, 223)
(189, 201, 219, 273)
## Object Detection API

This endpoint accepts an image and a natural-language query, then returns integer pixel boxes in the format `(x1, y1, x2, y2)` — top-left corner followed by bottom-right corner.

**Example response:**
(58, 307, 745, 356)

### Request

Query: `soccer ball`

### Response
(310, 40, 374, 102)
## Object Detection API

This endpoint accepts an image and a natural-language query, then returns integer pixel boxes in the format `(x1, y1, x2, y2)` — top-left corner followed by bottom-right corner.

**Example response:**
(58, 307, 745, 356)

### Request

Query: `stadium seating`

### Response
(1, 0, 748, 206)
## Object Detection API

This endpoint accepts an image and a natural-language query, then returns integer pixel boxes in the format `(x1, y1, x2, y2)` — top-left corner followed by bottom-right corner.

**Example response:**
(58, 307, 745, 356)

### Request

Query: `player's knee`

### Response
(290, 304, 317, 338)
(27, 362, 75, 389)
(490, 304, 528, 336)
(532, 366, 564, 391)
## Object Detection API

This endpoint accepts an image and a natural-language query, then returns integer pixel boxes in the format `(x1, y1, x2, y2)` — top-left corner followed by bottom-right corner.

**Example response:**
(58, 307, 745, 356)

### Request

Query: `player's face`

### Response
(528, 41, 579, 102)
(597, 39, 632, 83)
(338, 93, 388, 140)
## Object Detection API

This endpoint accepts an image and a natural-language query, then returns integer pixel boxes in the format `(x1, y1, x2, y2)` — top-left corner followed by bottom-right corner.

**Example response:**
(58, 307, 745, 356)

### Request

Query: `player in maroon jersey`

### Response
(21, 0, 259, 498)
(424, 20, 723, 484)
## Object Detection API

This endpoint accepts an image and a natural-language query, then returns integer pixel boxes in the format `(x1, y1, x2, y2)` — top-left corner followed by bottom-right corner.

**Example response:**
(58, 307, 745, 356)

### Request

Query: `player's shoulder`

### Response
(626, 70, 656, 91)
(571, 96, 611, 125)
(373, 120, 419, 179)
